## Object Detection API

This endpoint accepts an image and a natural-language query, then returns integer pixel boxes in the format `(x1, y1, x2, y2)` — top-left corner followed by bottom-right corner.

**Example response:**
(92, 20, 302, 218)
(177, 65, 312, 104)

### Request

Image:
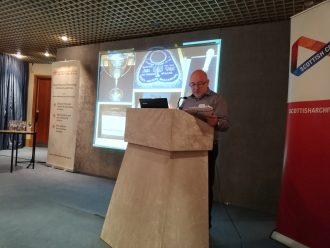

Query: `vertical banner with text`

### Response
(47, 61, 80, 171)
(273, 2, 330, 248)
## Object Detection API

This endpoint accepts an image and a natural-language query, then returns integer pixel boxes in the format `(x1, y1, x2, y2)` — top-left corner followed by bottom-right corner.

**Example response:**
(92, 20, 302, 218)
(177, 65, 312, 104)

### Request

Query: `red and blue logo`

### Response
(291, 36, 330, 76)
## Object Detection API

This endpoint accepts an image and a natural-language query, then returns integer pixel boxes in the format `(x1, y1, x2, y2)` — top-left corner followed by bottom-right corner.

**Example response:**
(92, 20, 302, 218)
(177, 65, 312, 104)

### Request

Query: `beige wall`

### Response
(26, 63, 52, 144)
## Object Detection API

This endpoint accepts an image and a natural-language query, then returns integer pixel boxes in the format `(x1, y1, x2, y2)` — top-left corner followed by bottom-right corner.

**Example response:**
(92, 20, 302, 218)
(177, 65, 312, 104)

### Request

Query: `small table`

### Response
(0, 130, 37, 173)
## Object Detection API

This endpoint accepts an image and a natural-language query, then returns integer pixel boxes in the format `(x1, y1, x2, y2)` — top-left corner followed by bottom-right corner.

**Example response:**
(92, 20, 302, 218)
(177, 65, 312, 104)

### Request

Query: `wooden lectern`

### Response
(101, 109, 214, 248)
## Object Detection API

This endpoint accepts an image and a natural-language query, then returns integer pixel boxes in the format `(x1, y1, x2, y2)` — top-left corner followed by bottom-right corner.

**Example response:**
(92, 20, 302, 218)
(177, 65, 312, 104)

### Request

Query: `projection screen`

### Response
(93, 39, 222, 149)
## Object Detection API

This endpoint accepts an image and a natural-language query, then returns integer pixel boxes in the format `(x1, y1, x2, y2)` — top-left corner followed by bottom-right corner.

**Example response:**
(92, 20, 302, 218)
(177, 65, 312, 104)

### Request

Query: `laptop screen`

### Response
(139, 98, 169, 108)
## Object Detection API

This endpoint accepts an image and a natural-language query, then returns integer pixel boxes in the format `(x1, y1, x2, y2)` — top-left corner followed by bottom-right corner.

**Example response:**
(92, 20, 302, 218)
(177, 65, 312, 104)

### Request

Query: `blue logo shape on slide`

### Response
(135, 48, 181, 88)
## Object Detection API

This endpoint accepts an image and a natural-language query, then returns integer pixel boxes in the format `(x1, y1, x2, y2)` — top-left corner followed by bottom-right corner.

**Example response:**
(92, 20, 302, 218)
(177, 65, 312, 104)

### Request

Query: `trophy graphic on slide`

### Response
(103, 51, 134, 101)
(135, 48, 181, 89)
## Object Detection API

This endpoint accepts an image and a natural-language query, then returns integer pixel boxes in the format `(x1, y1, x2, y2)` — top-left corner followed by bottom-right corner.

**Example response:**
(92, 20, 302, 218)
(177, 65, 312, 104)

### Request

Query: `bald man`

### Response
(180, 69, 229, 228)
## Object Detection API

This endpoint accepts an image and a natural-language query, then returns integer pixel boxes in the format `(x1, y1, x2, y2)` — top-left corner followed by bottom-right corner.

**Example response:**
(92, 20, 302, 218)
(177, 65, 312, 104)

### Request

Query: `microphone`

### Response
(34, 110, 39, 132)
(35, 110, 39, 123)
(177, 96, 187, 109)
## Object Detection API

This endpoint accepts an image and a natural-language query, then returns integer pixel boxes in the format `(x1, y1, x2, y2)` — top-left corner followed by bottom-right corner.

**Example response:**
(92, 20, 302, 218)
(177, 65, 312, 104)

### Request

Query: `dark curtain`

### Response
(0, 53, 29, 150)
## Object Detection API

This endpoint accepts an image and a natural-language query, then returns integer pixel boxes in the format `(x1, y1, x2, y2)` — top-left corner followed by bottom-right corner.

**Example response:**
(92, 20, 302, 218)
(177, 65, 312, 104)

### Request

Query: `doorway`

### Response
(32, 76, 52, 146)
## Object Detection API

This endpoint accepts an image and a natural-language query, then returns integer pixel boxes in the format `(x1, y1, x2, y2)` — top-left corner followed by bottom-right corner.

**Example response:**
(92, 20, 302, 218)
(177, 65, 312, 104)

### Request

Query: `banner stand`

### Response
(274, 1, 330, 247)
(47, 60, 80, 171)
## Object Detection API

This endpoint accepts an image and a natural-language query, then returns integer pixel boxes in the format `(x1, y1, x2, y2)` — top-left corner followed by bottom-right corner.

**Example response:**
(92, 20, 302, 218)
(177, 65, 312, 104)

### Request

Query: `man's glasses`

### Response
(189, 81, 207, 87)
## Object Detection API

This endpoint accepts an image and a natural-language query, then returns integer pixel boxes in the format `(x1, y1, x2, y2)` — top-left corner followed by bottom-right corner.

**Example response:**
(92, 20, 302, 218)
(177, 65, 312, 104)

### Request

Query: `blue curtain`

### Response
(0, 53, 29, 150)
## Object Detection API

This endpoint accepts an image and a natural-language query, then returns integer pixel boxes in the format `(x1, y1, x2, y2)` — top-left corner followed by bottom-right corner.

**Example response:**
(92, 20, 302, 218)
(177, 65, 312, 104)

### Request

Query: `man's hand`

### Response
(206, 114, 218, 127)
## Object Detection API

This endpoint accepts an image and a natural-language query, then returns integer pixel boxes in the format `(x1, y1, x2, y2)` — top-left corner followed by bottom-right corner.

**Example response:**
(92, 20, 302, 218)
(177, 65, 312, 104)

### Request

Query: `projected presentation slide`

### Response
(94, 39, 222, 149)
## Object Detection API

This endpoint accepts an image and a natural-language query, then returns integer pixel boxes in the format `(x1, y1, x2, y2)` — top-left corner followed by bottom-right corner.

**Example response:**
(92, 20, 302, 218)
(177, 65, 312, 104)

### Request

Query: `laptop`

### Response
(139, 98, 169, 108)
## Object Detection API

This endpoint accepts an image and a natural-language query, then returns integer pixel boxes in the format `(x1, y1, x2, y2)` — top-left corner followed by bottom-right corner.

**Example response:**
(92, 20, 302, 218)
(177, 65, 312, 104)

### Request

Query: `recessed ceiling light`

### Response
(16, 51, 23, 59)
(61, 35, 68, 41)
(10, 51, 26, 59)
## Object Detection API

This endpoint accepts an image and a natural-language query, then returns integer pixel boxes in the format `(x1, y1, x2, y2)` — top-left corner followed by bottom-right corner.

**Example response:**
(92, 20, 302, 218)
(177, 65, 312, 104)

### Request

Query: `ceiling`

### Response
(0, 0, 324, 64)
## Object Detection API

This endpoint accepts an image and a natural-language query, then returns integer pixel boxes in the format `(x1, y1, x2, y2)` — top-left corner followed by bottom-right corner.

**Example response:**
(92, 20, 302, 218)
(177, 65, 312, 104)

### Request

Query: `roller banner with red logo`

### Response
(272, 1, 330, 248)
